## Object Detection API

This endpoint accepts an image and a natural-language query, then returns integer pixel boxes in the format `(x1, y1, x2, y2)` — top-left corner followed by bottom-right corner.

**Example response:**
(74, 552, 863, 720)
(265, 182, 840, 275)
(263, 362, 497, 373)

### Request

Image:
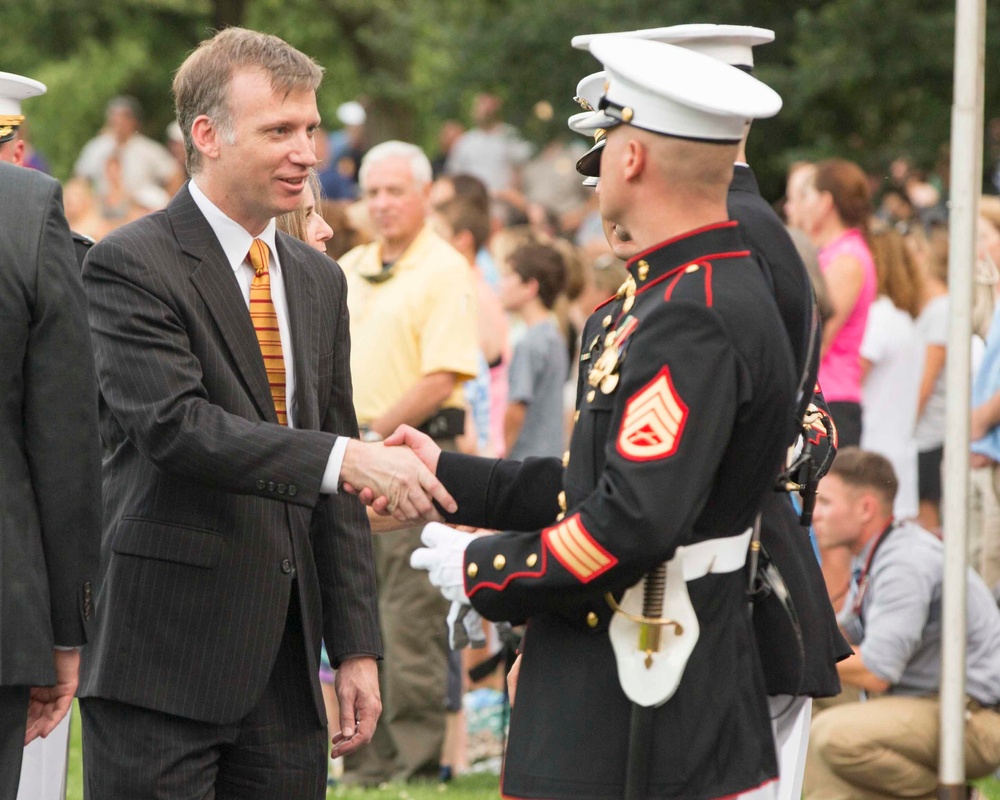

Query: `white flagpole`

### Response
(939, 0, 985, 794)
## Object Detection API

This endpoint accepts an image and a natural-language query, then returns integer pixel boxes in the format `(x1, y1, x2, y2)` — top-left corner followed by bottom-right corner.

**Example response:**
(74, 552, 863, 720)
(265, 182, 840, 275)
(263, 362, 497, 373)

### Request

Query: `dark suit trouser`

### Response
(80, 589, 327, 800)
(0, 687, 29, 800)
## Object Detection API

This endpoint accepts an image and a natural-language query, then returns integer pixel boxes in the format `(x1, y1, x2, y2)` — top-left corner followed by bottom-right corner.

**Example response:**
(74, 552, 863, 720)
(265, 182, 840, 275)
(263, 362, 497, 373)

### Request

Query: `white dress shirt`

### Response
(189, 179, 347, 491)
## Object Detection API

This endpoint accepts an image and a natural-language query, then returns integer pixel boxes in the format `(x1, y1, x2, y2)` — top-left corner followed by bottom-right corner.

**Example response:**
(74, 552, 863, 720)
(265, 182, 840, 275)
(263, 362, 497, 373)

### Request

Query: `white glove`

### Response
(446, 600, 487, 650)
(410, 522, 480, 603)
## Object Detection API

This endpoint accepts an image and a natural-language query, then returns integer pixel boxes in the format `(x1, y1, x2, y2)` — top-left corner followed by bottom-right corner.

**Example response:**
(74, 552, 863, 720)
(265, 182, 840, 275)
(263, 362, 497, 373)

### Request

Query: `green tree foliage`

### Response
(1, 0, 997, 200)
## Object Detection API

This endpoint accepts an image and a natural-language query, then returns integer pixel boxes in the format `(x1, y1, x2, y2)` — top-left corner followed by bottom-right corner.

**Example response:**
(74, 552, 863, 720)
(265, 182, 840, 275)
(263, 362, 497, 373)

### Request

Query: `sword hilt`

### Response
(639, 563, 667, 665)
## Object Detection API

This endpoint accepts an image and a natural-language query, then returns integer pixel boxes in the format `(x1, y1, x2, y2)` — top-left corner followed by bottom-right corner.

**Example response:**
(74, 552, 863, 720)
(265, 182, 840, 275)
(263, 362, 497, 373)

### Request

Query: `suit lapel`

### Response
(277, 234, 320, 431)
(169, 186, 277, 423)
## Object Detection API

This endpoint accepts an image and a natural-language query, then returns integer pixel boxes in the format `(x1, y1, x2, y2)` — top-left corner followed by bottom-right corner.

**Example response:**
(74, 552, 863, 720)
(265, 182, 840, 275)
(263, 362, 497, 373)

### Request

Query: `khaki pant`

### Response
(344, 439, 456, 784)
(803, 695, 1000, 800)
(968, 465, 1000, 593)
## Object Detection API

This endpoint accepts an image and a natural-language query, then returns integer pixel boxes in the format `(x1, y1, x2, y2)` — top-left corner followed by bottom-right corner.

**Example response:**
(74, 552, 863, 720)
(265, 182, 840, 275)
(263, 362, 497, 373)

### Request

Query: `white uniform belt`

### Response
(676, 528, 752, 582)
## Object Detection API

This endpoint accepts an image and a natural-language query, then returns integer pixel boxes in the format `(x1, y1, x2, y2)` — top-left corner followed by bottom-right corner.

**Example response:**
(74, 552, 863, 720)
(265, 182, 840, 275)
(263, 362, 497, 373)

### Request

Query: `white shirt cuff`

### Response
(321, 436, 349, 494)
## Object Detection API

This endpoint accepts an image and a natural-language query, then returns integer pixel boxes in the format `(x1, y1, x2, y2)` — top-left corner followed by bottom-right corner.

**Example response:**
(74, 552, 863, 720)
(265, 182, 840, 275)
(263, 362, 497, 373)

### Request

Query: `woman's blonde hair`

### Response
(276, 169, 321, 242)
(868, 224, 924, 318)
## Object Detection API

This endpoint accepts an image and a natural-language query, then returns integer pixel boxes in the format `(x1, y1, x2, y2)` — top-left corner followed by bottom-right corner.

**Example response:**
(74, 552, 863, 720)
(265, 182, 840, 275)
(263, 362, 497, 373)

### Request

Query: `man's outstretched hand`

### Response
(344, 426, 447, 520)
(340, 437, 455, 523)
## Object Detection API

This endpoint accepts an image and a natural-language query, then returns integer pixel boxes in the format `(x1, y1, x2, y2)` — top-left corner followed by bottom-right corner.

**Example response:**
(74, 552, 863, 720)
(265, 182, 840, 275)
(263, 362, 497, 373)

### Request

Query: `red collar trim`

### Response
(624, 220, 739, 269)
(635, 250, 750, 297)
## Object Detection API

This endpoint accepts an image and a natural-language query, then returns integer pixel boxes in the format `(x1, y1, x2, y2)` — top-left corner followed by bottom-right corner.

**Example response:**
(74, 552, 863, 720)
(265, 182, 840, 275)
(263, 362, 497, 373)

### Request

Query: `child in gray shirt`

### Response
(500, 243, 569, 460)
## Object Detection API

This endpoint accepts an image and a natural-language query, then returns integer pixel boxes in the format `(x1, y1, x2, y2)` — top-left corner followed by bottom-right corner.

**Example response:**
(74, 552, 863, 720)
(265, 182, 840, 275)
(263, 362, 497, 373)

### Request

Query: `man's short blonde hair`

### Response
(173, 27, 323, 175)
(828, 447, 899, 510)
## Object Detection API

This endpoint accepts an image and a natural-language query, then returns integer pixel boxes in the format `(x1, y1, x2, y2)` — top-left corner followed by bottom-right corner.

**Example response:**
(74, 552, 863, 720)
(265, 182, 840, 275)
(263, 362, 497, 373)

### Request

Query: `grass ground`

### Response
(62, 700, 1000, 800)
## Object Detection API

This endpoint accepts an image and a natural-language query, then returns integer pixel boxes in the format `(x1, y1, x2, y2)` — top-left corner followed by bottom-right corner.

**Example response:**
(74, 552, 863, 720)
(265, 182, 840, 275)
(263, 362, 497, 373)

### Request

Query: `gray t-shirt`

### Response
(507, 317, 568, 460)
(838, 520, 1000, 704)
(445, 124, 532, 195)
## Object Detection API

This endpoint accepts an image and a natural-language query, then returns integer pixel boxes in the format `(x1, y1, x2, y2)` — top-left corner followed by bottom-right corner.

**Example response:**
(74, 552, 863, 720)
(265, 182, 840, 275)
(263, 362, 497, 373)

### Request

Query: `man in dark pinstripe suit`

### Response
(78, 28, 455, 799)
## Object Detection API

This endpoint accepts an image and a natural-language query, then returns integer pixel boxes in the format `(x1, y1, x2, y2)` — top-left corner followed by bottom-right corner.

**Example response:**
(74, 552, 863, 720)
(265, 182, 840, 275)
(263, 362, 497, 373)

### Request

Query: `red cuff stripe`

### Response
(543, 514, 617, 583)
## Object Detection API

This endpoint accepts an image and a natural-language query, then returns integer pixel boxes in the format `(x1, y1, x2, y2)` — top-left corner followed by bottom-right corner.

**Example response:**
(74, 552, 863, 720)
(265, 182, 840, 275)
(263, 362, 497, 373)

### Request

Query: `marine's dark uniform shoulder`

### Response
(627, 220, 791, 368)
(71, 231, 95, 271)
(728, 164, 816, 397)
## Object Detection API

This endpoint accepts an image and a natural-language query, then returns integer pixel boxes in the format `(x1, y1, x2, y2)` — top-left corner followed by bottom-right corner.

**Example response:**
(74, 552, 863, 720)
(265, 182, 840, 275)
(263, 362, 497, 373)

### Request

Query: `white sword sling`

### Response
(608, 528, 753, 707)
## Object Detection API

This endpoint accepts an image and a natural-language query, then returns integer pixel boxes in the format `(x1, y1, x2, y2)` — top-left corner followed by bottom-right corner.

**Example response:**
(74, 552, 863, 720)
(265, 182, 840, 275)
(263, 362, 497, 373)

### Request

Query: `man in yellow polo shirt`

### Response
(339, 140, 479, 784)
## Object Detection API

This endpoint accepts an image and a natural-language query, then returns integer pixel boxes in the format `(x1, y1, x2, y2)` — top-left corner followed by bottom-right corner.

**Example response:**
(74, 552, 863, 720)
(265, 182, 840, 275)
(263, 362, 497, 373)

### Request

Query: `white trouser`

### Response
(17, 710, 70, 800)
(769, 695, 813, 800)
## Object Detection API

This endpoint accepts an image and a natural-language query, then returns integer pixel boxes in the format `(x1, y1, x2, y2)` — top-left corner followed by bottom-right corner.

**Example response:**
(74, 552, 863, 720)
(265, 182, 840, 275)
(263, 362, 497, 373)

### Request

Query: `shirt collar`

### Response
(852, 536, 876, 576)
(188, 178, 279, 274)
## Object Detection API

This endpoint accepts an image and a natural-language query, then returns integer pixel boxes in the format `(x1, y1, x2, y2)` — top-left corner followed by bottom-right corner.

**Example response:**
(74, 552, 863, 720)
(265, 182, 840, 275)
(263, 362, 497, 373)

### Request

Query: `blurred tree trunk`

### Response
(326, 0, 417, 143)
(213, 0, 247, 30)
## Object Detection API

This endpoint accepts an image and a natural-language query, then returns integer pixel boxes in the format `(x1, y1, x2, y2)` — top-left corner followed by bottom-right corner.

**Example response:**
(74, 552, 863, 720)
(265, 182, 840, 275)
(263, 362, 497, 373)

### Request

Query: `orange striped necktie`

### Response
(247, 239, 287, 425)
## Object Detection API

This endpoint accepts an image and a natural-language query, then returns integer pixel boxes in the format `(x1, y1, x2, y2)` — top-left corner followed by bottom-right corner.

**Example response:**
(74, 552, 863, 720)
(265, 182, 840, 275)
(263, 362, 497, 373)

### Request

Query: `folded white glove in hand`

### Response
(447, 600, 487, 650)
(410, 522, 480, 604)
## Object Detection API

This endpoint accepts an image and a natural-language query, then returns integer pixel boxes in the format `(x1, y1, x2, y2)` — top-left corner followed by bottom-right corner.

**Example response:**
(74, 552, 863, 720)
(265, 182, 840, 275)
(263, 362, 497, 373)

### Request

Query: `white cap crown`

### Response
(568, 71, 616, 136)
(572, 24, 774, 69)
(0, 71, 46, 117)
(588, 38, 781, 142)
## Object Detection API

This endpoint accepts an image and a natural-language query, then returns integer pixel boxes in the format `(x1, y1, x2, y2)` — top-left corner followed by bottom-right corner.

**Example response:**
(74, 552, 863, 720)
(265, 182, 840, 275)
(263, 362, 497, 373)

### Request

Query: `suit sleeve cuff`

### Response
(320, 436, 349, 494)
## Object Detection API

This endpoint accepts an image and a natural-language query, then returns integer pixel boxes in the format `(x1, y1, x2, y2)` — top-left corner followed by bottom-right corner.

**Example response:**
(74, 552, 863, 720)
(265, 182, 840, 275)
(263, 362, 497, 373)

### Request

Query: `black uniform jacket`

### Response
(438, 222, 795, 800)
(729, 165, 851, 697)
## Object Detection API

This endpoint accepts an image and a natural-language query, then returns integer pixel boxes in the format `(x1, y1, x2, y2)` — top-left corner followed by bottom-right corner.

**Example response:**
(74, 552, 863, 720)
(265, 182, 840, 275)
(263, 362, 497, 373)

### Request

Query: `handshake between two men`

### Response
(343, 426, 488, 650)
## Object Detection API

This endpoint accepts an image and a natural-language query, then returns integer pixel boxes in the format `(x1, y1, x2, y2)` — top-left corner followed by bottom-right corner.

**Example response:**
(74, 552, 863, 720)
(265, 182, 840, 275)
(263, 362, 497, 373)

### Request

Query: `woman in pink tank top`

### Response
(794, 159, 877, 615)
(798, 159, 877, 448)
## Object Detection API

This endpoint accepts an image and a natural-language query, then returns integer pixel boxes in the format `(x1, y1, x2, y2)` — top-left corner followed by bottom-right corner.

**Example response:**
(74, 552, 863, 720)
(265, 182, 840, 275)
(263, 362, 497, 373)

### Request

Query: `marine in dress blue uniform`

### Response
(571, 26, 848, 703)
(412, 40, 798, 800)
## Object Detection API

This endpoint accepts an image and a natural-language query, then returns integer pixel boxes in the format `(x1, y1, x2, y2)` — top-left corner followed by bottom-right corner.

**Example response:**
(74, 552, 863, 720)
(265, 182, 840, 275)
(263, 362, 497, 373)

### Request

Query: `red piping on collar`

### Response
(624, 220, 739, 269)
(593, 245, 749, 313)
(638, 250, 750, 298)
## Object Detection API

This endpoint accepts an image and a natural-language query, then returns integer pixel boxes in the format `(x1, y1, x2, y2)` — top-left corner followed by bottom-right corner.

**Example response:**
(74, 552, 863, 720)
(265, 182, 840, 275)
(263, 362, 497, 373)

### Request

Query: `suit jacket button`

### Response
(288, 485, 298, 497)
(277, 484, 287, 494)
(586, 612, 599, 628)
(493, 554, 506, 570)
(280, 559, 292, 574)
(268, 482, 276, 492)
(256, 479, 266, 490)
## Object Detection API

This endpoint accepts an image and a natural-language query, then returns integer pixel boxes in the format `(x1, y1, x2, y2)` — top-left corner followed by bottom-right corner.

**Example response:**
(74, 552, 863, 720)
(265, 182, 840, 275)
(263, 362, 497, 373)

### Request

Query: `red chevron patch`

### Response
(616, 366, 688, 461)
